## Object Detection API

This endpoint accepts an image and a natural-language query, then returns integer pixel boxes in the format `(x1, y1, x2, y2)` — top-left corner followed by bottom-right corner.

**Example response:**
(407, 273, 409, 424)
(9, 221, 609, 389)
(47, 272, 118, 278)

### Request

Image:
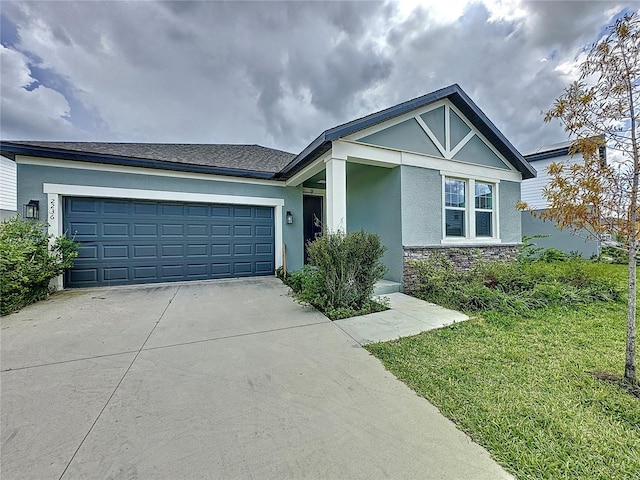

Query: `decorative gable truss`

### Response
(351, 100, 515, 173)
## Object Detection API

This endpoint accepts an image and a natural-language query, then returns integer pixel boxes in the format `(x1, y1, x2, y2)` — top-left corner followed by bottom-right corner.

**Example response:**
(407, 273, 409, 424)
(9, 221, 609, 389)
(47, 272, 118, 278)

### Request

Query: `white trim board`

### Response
(18, 156, 284, 187)
(43, 184, 285, 207)
(43, 184, 285, 289)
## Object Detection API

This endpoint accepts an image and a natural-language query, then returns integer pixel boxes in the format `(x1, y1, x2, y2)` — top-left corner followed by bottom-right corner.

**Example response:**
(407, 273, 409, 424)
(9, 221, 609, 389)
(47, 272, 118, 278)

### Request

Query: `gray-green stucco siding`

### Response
(400, 166, 521, 246)
(346, 163, 403, 283)
(498, 180, 521, 244)
(400, 166, 442, 246)
(521, 211, 599, 258)
(17, 163, 304, 272)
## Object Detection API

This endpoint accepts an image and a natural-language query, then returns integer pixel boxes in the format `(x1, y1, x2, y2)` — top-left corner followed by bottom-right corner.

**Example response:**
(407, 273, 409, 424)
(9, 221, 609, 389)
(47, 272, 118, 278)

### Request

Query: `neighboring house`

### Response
(0, 84, 535, 291)
(0, 155, 17, 221)
(521, 140, 603, 258)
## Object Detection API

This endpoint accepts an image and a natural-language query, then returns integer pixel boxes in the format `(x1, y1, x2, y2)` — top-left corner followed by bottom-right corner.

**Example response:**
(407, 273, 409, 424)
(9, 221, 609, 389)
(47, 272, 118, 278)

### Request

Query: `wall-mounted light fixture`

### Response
(23, 200, 39, 220)
(286, 211, 293, 224)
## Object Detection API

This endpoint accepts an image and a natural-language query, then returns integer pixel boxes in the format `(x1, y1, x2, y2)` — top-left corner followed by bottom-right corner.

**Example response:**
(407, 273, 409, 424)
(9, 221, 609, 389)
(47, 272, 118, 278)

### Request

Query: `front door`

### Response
(303, 195, 323, 263)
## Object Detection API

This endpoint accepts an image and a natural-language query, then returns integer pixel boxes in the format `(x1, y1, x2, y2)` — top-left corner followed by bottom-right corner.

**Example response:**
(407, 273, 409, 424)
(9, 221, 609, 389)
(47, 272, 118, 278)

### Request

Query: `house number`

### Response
(49, 198, 56, 221)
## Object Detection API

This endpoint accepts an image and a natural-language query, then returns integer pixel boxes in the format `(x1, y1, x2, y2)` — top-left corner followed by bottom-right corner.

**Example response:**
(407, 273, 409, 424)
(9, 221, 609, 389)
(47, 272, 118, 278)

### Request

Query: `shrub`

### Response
(0, 217, 79, 315)
(409, 253, 622, 315)
(283, 230, 387, 320)
(307, 229, 387, 311)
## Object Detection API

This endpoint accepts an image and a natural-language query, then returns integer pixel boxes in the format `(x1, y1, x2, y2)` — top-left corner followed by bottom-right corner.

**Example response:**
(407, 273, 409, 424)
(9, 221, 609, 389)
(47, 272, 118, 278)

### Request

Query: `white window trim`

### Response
(441, 174, 501, 244)
(43, 183, 286, 289)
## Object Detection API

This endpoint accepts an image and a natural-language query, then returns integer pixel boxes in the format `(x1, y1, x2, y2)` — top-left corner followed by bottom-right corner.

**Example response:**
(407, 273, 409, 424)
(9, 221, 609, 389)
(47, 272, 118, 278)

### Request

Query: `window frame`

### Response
(441, 173, 500, 244)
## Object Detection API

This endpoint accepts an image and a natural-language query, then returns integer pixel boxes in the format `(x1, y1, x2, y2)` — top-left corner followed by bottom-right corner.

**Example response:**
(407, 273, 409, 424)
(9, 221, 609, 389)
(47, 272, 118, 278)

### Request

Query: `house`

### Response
(0, 84, 535, 291)
(0, 155, 17, 221)
(521, 140, 603, 258)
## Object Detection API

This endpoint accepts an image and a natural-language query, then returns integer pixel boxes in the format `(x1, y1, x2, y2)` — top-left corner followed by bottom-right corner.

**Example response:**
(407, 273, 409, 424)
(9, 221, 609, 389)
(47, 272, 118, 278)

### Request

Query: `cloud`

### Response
(0, 0, 632, 154)
(0, 44, 79, 139)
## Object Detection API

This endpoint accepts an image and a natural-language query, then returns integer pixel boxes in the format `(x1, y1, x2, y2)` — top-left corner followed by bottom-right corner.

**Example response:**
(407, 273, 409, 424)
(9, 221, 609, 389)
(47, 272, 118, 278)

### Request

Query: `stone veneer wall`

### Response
(403, 244, 520, 293)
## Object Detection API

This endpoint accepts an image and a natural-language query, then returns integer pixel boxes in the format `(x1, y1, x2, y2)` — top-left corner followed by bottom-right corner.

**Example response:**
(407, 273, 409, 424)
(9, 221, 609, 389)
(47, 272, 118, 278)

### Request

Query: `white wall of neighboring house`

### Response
(1, 155, 18, 221)
(521, 143, 599, 257)
(520, 152, 582, 209)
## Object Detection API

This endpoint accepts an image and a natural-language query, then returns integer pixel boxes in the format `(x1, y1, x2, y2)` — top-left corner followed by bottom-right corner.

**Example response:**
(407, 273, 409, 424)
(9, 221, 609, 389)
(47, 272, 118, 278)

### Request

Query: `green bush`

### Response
(410, 254, 622, 316)
(600, 245, 629, 264)
(0, 217, 79, 315)
(283, 230, 387, 320)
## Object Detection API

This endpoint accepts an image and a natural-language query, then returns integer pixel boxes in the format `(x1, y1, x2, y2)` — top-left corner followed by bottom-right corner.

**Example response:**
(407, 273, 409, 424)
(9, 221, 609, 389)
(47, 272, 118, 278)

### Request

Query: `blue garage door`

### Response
(64, 197, 275, 288)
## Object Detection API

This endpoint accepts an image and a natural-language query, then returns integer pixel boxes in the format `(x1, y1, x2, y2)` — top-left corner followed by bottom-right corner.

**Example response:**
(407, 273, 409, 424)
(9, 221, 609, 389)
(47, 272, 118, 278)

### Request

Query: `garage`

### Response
(64, 197, 275, 288)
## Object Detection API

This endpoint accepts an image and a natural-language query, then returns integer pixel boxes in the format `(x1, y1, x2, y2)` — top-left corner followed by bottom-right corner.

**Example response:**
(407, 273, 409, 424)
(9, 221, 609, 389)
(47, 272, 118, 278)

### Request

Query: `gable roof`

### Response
(278, 84, 536, 180)
(0, 142, 295, 179)
(522, 140, 573, 162)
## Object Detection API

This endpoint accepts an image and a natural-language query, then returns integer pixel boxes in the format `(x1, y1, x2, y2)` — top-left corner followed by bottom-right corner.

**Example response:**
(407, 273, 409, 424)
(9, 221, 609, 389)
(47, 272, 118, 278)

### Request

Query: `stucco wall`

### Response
(17, 162, 305, 272)
(521, 211, 599, 258)
(498, 180, 522, 244)
(400, 165, 442, 246)
(346, 163, 403, 283)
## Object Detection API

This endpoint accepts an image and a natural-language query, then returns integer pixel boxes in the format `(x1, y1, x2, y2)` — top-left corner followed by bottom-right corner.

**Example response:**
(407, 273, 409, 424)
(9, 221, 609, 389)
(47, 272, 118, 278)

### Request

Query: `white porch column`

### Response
(325, 157, 347, 231)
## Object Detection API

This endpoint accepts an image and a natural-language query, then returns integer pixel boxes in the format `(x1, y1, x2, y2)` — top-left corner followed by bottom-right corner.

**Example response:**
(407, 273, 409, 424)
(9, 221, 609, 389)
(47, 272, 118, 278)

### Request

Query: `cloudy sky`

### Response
(0, 0, 635, 155)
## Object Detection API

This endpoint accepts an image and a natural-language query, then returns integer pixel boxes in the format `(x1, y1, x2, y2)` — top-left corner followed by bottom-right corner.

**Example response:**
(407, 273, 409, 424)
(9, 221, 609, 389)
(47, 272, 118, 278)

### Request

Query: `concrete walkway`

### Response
(335, 293, 469, 345)
(1, 277, 510, 480)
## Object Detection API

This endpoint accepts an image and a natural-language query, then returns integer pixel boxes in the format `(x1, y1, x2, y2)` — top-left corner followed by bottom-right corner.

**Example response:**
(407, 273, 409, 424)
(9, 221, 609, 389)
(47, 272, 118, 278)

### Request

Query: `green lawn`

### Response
(366, 264, 640, 480)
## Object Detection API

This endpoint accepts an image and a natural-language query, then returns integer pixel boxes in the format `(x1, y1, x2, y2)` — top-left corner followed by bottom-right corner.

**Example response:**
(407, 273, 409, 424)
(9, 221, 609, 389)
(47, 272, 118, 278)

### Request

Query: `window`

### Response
(445, 178, 465, 237)
(475, 182, 493, 237)
(444, 177, 496, 240)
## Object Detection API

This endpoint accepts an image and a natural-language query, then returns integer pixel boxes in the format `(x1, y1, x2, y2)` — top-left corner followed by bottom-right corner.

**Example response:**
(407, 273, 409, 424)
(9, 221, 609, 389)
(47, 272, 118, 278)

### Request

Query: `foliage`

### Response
(366, 265, 639, 480)
(282, 229, 387, 320)
(0, 217, 79, 315)
(601, 245, 630, 264)
(519, 12, 639, 383)
(409, 253, 622, 316)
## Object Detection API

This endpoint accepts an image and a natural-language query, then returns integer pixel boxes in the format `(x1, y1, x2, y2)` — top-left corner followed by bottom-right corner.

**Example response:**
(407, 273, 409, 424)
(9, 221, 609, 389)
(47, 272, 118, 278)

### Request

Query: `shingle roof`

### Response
(0, 142, 295, 178)
(278, 84, 536, 180)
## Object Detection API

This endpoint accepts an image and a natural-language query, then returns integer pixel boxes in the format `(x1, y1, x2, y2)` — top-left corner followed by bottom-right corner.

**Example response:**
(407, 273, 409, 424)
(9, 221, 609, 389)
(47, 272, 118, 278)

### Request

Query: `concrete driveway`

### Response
(1, 277, 511, 479)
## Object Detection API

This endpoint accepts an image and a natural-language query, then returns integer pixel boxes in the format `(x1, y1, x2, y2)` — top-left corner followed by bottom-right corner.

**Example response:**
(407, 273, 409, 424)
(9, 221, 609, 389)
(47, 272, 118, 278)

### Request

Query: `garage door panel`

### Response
(233, 225, 252, 236)
(234, 262, 253, 274)
(211, 225, 231, 237)
(103, 245, 128, 259)
(133, 202, 158, 215)
(64, 198, 275, 287)
(161, 244, 184, 257)
(187, 204, 208, 216)
(188, 264, 209, 277)
(255, 243, 273, 255)
(133, 224, 158, 237)
(161, 203, 184, 216)
(68, 198, 98, 213)
(255, 207, 273, 219)
(161, 265, 184, 278)
(102, 200, 128, 215)
(211, 244, 230, 256)
(255, 225, 273, 237)
(233, 206, 252, 217)
(234, 244, 252, 255)
(256, 261, 274, 273)
(69, 268, 99, 283)
(162, 224, 184, 236)
(211, 206, 231, 217)
(69, 222, 98, 239)
(103, 223, 129, 237)
(187, 224, 208, 236)
(104, 267, 128, 281)
(133, 245, 158, 259)
(187, 244, 208, 257)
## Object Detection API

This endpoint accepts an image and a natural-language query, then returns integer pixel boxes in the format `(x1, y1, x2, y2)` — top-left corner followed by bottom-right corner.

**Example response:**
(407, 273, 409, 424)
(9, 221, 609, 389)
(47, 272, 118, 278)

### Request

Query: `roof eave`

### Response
(278, 84, 536, 180)
(0, 142, 278, 180)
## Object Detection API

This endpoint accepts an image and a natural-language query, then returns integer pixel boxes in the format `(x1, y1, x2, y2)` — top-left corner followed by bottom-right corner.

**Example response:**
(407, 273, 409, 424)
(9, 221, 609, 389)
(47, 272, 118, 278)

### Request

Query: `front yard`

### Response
(366, 264, 640, 480)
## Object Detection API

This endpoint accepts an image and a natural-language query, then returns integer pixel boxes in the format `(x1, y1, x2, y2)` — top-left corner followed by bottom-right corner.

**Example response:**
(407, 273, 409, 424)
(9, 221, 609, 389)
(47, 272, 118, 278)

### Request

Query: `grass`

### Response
(366, 264, 640, 480)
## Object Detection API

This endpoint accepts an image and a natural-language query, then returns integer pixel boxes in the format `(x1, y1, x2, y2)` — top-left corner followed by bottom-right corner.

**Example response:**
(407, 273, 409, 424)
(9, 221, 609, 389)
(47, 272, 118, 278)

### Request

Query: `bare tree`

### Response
(527, 13, 639, 383)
